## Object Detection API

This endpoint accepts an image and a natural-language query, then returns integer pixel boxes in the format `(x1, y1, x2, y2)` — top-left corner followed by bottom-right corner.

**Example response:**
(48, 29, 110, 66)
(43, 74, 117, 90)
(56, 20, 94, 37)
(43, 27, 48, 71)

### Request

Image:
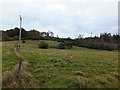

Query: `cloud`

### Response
(0, 0, 118, 38)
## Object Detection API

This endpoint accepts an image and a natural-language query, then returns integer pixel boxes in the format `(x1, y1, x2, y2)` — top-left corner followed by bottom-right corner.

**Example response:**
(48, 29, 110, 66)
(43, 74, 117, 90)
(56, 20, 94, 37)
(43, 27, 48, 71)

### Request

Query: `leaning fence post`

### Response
(16, 58, 22, 82)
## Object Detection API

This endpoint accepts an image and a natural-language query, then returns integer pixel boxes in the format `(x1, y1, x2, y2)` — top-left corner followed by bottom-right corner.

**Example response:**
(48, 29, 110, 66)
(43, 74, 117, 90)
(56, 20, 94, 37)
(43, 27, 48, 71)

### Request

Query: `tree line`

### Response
(1, 27, 55, 41)
(0, 27, 119, 51)
(73, 33, 119, 51)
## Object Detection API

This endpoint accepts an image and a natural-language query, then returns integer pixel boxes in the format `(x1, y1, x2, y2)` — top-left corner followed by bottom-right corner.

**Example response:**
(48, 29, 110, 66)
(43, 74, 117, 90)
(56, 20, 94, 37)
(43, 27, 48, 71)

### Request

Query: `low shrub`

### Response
(78, 42, 114, 51)
(38, 41, 48, 49)
(65, 41, 73, 49)
(58, 42, 65, 49)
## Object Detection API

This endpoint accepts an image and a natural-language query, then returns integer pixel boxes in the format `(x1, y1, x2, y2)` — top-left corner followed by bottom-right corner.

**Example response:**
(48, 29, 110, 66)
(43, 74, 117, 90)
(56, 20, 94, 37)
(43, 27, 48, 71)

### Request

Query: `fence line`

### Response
(14, 43, 23, 82)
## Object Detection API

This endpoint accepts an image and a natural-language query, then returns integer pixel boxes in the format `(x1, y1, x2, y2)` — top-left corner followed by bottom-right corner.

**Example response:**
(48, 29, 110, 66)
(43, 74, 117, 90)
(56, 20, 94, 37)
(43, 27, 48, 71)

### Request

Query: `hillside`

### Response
(2, 40, 118, 88)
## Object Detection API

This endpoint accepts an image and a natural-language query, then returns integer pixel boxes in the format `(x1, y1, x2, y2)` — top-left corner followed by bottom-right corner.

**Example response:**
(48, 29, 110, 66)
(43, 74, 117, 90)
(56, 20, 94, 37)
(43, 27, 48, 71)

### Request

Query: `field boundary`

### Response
(14, 43, 24, 82)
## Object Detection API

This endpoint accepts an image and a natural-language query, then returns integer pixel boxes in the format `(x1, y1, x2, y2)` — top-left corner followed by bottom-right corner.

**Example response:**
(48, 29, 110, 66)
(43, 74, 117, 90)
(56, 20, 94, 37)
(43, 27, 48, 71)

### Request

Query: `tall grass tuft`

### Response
(3, 62, 37, 88)
(73, 76, 86, 88)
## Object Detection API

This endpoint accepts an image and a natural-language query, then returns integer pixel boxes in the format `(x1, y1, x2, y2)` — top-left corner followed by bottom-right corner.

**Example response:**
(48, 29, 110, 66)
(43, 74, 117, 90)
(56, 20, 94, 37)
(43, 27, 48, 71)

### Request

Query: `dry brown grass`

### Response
(95, 76, 107, 84)
(74, 76, 86, 88)
(2, 61, 37, 88)
(107, 75, 115, 82)
(110, 72, 119, 79)
(74, 71, 85, 76)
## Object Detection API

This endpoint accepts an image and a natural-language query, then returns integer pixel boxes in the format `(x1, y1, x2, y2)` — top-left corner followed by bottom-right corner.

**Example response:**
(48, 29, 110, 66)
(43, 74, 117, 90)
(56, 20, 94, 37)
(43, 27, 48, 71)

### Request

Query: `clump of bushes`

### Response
(58, 42, 66, 49)
(65, 41, 73, 49)
(39, 41, 48, 49)
(77, 41, 114, 51)
(58, 41, 73, 49)
(38, 41, 73, 49)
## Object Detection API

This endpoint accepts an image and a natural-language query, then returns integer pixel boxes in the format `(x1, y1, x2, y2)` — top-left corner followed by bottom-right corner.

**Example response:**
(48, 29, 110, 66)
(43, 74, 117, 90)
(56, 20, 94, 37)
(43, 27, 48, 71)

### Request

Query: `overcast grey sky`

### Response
(0, 0, 118, 38)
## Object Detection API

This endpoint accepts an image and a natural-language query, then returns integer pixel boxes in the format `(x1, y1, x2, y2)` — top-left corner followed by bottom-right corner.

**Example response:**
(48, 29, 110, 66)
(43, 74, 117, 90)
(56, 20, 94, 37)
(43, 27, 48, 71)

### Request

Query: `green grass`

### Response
(2, 40, 119, 88)
(0, 42, 2, 88)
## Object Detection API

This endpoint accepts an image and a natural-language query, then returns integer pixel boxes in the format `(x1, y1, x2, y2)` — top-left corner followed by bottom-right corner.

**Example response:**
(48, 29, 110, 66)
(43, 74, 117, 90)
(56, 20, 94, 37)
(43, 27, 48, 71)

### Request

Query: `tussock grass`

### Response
(95, 76, 107, 85)
(3, 61, 37, 88)
(107, 75, 115, 82)
(110, 72, 119, 79)
(74, 71, 85, 76)
(73, 76, 86, 88)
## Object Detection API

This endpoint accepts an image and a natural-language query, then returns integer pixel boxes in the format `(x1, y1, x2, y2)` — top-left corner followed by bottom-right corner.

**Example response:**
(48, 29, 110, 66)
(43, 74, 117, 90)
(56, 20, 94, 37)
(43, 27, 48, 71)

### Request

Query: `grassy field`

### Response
(0, 42, 2, 89)
(2, 40, 119, 88)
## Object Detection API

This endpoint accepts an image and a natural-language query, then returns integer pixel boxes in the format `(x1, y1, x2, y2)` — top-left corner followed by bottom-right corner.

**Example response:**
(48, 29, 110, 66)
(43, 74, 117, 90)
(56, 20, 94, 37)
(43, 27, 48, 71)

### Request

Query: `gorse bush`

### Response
(39, 41, 48, 49)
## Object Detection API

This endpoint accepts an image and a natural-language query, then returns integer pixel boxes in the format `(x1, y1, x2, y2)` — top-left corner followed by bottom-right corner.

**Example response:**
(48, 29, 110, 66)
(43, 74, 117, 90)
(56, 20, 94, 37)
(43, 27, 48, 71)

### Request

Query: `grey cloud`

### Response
(0, 0, 118, 38)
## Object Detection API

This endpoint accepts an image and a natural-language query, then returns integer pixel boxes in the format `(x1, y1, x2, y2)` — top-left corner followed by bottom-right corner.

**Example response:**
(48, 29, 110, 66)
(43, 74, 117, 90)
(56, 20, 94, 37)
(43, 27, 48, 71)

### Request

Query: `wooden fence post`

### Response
(16, 59, 22, 82)
(15, 43, 23, 82)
